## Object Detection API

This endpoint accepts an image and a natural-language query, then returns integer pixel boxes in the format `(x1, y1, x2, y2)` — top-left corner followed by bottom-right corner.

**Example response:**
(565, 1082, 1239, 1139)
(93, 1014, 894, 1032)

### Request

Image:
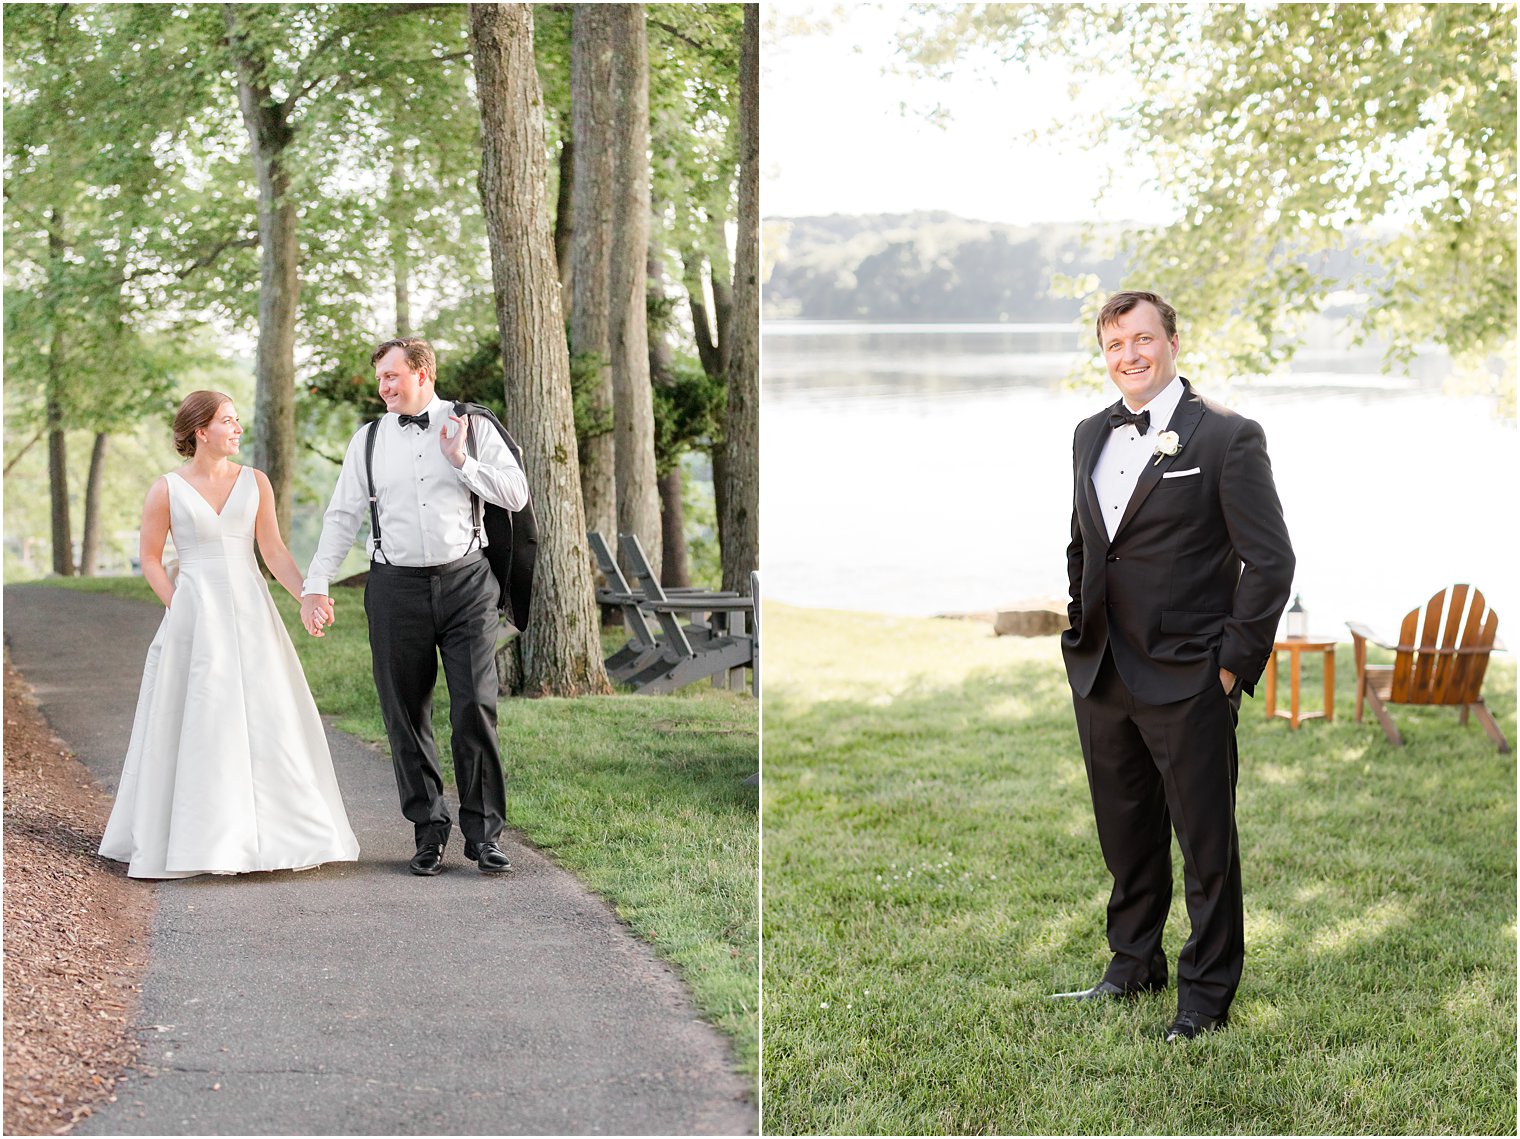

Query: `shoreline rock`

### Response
(935, 597, 1070, 637)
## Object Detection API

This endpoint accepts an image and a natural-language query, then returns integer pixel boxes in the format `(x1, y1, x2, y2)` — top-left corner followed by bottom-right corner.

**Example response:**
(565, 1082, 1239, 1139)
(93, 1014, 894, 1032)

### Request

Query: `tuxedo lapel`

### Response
(1112, 380, 1206, 540)
(1080, 411, 1111, 549)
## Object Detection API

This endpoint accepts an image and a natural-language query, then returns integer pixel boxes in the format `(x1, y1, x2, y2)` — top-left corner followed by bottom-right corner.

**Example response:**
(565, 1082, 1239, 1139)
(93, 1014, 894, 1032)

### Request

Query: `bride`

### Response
(99, 391, 359, 878)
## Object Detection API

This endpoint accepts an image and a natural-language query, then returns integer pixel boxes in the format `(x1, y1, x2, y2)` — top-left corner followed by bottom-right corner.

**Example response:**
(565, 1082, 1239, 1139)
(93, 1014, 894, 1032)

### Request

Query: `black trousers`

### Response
(364, 555, 505, 848)
(1072, 647, 1244, 1018)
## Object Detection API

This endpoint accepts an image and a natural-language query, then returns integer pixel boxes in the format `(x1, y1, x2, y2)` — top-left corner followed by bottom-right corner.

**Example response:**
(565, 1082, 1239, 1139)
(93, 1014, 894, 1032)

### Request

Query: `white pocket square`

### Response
(1162, 467, 1202, 479)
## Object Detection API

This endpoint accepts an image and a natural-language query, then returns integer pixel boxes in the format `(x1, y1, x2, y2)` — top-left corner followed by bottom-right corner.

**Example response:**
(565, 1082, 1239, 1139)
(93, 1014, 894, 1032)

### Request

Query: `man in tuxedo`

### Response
(1054, 291, 1294, 1040)
(300, 337, 529, 876)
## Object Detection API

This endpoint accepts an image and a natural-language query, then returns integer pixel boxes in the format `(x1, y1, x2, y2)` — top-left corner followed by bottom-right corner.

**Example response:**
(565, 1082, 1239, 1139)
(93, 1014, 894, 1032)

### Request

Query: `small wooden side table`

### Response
(1265, 637, 1336, 729)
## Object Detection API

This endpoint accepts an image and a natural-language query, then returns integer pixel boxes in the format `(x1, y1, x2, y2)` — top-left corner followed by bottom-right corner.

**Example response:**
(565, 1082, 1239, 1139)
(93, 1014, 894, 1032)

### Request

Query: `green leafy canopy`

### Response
(900, 3, 1516, 388)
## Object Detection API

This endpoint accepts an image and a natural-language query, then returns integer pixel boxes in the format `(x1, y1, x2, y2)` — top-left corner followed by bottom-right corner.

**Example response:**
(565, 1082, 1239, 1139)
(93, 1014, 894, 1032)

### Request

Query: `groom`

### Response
(301, 337, 529, 876)
(1055, 291, 1294, 1040)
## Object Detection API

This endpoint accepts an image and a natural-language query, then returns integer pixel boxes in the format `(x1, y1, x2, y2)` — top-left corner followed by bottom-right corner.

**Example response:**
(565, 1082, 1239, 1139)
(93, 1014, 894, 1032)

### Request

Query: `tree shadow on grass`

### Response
(762, 654, 1516, 1134)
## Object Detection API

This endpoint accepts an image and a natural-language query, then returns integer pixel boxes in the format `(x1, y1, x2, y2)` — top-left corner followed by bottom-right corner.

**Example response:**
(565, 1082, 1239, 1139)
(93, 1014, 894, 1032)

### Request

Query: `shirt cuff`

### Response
(302, 578, 331, 597)
(455, 454, 479, 480)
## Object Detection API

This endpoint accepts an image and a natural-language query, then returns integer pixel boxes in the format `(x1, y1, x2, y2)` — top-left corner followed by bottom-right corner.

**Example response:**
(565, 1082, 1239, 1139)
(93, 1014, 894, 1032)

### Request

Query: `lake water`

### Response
(762, 322, 1518, 638)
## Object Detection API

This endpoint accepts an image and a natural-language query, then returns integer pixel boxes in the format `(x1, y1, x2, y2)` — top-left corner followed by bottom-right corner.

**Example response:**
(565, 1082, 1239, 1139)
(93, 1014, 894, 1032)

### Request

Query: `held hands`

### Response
(440, 413, 467, 468)
(301, 594, 335, 638)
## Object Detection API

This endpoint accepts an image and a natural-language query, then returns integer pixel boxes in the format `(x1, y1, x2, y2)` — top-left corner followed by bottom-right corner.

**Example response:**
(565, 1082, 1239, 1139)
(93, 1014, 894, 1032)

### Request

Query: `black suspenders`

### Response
(459, 402, 485, 553)
(362, 413, 483, 564)
(363, 419, 385, 564)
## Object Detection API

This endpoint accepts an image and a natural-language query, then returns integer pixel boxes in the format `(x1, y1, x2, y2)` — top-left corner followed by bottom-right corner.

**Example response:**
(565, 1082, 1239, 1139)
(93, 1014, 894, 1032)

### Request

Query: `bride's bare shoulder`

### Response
(143, 473, 173, 515)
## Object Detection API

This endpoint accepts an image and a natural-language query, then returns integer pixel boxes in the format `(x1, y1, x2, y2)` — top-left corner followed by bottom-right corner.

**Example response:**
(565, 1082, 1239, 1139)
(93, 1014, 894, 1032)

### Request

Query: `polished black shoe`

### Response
(464, 839, 512, 873)
(1164, 1010, 1227, 1042)
(409, 843, 445, 876)
(1050, 978, 1166, 1001)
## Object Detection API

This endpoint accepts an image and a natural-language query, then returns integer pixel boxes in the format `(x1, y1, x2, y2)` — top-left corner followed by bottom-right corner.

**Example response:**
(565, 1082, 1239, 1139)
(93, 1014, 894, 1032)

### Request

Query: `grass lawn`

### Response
(761, 602, 1516, 1135)
(46, 576, 759, 1075)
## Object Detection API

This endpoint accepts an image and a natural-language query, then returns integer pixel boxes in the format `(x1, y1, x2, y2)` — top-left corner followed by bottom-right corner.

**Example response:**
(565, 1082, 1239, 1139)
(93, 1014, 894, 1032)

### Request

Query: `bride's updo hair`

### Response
(173, 390, 234, 458)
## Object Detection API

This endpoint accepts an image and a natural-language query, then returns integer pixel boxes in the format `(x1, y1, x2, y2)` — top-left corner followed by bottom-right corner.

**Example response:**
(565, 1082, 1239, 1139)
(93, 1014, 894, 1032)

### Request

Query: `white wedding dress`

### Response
(99, 466, 360, 879)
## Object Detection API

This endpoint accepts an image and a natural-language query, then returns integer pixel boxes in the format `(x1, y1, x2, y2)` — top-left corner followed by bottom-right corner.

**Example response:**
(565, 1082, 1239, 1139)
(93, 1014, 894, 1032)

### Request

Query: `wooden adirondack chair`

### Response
(1346, 584, 1508, 752)
(586, 531, 665, 682)
(586, 531, 747, 684)
(617, 533, 755, 695)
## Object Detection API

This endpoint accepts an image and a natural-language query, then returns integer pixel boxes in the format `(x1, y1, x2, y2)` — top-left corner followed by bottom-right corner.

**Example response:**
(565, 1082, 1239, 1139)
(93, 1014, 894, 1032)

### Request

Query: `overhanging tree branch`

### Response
(298, 436, 346, 466)
(647, 18, 707, 53)
(4, 427, 47, 476)
(173, 233, 260, 280)
(304, 48, 476, 107)
(287, 3, 460, 111)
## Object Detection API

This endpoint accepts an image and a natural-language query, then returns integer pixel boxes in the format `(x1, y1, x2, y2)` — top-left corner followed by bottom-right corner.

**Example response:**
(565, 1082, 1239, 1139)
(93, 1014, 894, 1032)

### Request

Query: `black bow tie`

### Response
(398, 411, 430, 430)
(1108, 407, 1150, 433)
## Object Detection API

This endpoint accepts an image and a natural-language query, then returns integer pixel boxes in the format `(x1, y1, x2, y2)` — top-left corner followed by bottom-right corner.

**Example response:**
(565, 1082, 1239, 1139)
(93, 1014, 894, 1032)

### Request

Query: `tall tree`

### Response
(296, 11, 488, 397)
(648, 238, 690, 587)
(719, 3, 759, 594)
(606, 3, 663, 578)
(684, 229, 734, 380)
(216, 4, 479, 535)
(645, 6, 743, 567)
(222, 4, 300, 537)
(569, 4, 617, 547)
(4, 4, 210, 576)
(468, 0, 612, 696)
(79, 432, 110, 575)
(388, 149, 411, 336)
(45, 211, 73, 577)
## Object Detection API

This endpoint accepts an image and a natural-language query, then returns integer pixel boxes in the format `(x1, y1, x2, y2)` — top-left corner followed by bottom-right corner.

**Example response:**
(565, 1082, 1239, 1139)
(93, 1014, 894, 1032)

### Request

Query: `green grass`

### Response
(43, 576, 759, 1075)
(761, 602, 1516, 1135)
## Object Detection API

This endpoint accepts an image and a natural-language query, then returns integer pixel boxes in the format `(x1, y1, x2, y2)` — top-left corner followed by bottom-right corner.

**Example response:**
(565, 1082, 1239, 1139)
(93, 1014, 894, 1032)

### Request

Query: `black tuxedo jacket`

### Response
(1061, 378, 1295, 705)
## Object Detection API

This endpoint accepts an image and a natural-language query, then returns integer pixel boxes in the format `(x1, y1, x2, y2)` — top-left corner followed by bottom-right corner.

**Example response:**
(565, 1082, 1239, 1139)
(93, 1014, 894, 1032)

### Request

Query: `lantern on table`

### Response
(1286, 594, 1307, 639)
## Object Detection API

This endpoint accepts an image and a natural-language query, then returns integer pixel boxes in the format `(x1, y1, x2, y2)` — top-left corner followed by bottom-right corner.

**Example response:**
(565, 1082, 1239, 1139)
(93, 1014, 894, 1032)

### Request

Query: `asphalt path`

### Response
(4, 584, 755, 1136)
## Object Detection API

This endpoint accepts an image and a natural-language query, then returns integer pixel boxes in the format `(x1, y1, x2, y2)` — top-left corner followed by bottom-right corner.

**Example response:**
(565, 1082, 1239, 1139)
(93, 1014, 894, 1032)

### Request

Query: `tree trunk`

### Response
(468, 1, 612, 696)
(709, 214, 735, 374)
(657, 467, 690, 588)
(684, 250, 721, 379)
(226, 5, 299, 540)
(79, 432, 109, 576)
(46, 209, 73, 578)
(648, 242, 674, 382)
(495, 632, 523, 696)
(720, 5, 759, 595)
(683, 221, 733, 382)
(553, 135, 574, 300)
(710, 441, 728, 565)
(391, 148, 411, 335)
(45, 395, 72, 578)
(569, 5, 616, 548)
(649, 242, 691, 588)
(607, 3, 661, 578)
(46, 407, 72, 571)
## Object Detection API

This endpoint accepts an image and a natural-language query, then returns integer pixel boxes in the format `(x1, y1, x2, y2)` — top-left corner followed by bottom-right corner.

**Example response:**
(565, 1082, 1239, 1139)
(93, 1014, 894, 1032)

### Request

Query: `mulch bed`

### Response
(3, 655, 154, 1136)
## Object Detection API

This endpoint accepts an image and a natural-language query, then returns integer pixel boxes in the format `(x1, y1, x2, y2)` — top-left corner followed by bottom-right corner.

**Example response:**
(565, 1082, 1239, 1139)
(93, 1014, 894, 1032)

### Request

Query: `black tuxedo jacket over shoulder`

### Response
(1061, 378, 1295, 705)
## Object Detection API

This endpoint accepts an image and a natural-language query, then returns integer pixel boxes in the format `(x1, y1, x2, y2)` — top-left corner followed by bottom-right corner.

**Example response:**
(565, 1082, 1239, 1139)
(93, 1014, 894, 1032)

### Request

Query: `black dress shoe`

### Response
(464, 840, 512, 873)
(1050, 978, 1165, 1001)
(1164, 1010, 1227, 1042)
(409, 844, 445, 876)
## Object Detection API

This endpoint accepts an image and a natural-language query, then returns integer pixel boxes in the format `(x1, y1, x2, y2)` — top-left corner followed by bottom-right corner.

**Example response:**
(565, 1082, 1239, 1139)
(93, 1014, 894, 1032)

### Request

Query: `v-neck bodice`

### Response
(170, 465, 247, 517)
(165, 465, 257, 576)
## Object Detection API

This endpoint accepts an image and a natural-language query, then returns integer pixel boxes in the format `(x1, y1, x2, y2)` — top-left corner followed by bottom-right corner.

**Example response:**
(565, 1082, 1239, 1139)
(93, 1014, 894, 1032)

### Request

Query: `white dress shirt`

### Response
(303, 395, 530, 595)
(1091, 374, 1185, 541)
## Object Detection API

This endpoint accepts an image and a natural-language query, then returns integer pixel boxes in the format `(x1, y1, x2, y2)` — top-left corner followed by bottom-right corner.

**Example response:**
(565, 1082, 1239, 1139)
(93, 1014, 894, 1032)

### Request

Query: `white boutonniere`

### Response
(1152, 430, 1181, 466)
